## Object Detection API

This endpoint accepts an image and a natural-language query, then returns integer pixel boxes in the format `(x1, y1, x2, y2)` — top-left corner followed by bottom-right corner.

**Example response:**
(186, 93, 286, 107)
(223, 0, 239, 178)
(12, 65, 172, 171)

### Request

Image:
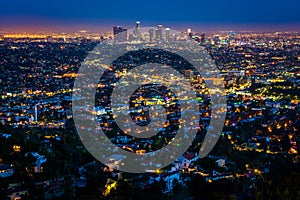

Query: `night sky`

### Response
(1, 0, 300, 32)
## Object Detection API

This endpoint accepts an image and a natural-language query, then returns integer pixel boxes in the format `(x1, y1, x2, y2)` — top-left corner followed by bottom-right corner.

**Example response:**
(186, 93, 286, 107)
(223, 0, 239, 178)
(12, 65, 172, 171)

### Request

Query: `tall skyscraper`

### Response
(134, 21, 141, 40)
(213, 35, 220, 45)
(136, 21, 141, 29)
(165, 28, 170, 42)
(187, 28, 193, 38)
(149, 29, 154, 42)
(113, 26, 127, 42)
(200, 33, 206, 44)
(229, 31, 235, 44)
(113, 26, 127, 35)
(155, 24, 163, 41)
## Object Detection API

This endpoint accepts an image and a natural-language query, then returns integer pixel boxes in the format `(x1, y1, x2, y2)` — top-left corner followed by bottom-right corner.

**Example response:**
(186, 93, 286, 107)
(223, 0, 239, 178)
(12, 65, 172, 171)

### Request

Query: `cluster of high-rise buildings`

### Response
(112, 21, 241, 46)
(113, 21, 191, 43)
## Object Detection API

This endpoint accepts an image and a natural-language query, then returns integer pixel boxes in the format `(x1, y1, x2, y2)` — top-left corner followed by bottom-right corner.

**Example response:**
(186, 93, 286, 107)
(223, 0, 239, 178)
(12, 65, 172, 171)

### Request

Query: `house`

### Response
(105, 154, 126, 171)
(116, 136, 132, 144)
(172, 152, 198, 172)
(216, 159, 226, 168)
(6, 187, 28, 200)
(25, 152, 47, 173)
(43, 180, 65, 199)
(0, 133, 11, 139)
(40, 140, 52, 152)
(0, 164, 14, 178)
(72, 176, 87, 188)
(159, 172, 181, 192)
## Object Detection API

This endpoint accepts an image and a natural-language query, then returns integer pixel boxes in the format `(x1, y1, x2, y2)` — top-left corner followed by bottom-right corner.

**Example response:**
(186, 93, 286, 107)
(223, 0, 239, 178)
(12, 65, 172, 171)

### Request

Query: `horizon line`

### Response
(1, 18, 300, 33)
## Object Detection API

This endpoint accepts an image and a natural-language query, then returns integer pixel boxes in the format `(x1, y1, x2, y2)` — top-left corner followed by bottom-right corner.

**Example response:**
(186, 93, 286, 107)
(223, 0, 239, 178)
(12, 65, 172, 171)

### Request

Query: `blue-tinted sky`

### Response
(1, 0, 300, 32)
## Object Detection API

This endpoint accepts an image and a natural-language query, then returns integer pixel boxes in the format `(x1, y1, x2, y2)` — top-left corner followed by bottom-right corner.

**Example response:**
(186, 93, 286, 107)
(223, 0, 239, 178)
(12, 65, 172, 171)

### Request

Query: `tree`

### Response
(108, 179, 144, 200)
(172, 179, 181, 195)
(187, 174, 206, 198)
(0, 179, 9, 200)
(25, 153, 37, 175)
(159, 178, 166, 191)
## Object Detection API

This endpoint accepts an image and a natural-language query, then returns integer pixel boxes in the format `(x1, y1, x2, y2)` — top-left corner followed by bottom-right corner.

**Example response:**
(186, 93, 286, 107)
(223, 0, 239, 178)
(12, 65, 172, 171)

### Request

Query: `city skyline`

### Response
(1, 20, 300, 34)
